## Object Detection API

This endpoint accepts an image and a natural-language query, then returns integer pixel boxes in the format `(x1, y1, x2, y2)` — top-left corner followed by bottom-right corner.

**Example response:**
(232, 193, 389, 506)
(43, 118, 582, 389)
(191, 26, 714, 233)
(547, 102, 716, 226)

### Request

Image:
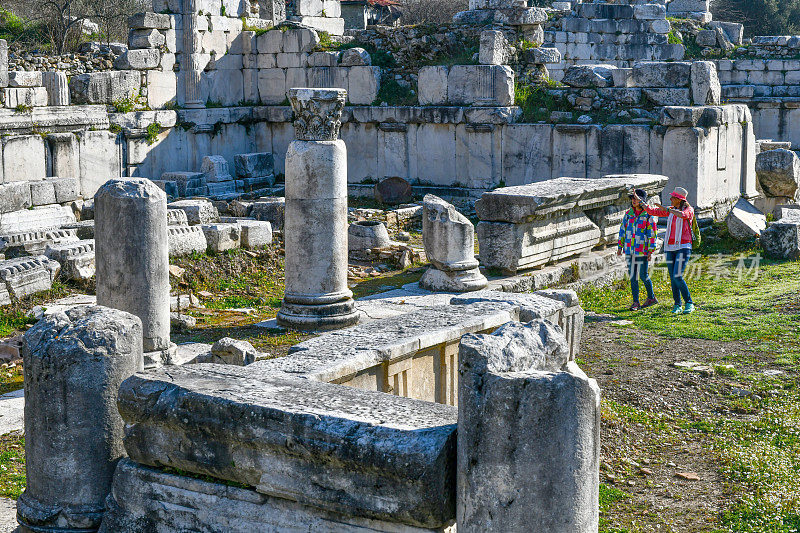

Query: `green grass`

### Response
(579, 254, 800, 367)
(0, 364, 23, 395)
(600, 483, 631, 530)
(0, 433, 25, 499)
(375, 78, 416, 106)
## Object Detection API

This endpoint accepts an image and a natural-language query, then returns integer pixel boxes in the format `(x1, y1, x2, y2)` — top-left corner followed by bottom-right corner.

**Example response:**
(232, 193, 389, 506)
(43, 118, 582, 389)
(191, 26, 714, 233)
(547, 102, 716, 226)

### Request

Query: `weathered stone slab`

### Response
(457, 321, 600, 532)
(167, 208, 188, 226)
(0, 228, 79, 257)
(116, 364, 458, 529)
(161, 172, 205, 197)
(0, 206, 76, 235)
(632, 61, 691, 88)
(562, 64, 615, 88)
(201, 223, 241, 252)
(761, 221, 800, 259)
(69, 71, 141, 105)
(168, 225, 208, 257)
(756, 149, 800, 198)
(725, 198, 766, 240)
(237, 219, 273, 249)
(251, 197, 285, 228)
(234, 152, 274, 178)
(202, 155, 234, 183)
(45, 239, 95, 281)
(0, 39, 7, 88)
(0, 255, 60, 299)
(0, 182, 32, 213)
(447, 65, 514, 106)
(168, 199, 220, 225)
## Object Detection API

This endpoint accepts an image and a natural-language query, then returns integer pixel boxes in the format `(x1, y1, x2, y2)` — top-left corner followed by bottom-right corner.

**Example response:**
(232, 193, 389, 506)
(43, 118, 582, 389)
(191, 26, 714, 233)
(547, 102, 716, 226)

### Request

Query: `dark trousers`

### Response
(665, 249, 693, 306)
(626, 255, 655, 303)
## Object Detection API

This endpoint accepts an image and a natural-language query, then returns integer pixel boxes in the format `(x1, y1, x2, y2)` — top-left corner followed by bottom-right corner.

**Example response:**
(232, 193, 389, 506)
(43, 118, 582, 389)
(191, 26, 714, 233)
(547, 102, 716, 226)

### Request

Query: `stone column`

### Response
(277, 88, 359, 331)
(182, 0, 203, 108)
(0, 39, 8, 88)
(457, 320, 600, 532)
(419, 194, 487, 292)
(95, 178, 174, 368)
(17, 305, 143, 533)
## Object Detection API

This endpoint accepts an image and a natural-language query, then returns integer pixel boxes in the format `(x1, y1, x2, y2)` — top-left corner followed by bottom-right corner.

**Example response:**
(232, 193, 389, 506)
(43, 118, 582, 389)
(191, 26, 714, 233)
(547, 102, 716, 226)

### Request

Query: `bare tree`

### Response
(401, 0, 469, 25)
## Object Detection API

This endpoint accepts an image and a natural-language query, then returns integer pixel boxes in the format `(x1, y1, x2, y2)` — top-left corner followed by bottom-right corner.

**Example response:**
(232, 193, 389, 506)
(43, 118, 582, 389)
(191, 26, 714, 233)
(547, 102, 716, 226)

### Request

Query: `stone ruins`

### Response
(1, 0, 799, 529)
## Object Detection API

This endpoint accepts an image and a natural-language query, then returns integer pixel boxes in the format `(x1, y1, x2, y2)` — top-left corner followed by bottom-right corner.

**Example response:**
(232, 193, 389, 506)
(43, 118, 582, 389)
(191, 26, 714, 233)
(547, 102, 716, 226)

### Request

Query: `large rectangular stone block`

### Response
(0, 255, 60, 299)
(0, 182, 32, 213)
(347, 65, 381, 105)
(234, 152, 274, 178)
(167, 225, 208, 257)
(0, 228, 78, 257)
(447, 65, 514, 106)
(419, 66, 449, 105)
(2, 135, 46, 182)
(69, 71, 141, 105)
(2, 87, 48, 108)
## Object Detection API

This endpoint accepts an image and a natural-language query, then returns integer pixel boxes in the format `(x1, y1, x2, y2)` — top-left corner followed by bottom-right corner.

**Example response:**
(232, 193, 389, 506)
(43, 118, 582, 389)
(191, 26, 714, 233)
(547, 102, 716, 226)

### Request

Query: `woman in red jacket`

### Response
(643, 187, 696, 315)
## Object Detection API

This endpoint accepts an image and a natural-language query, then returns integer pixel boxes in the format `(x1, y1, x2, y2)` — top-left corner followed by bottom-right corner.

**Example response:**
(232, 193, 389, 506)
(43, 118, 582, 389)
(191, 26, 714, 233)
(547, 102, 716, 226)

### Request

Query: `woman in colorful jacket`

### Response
(617, 188, 658, 311)
(643, 186, 695, 315)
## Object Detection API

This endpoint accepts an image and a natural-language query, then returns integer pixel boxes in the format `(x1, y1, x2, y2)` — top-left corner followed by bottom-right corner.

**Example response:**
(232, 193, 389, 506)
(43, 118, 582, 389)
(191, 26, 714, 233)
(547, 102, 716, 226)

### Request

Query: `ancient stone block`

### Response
(457, 320, 600, 532)
(234, 152, 274, 178)
(129, 29, 166, 49)
(420, 195, 487, 292)
(479, 30, 508, 65)
(201, 155, 233, 182)
(761, 221, 800, 259)
(45, 239, 95, 281)
(167, 209, 188, 228)
(347, 65, 381, 105)
(167, 225, 208, 257)
(201, 223, 241, 252)
(168, 199, 220, 224)
(561, 64, 615, 88)
(69, 71, 141, 105)
(250, 197, 285, 229)
(418, 65, 449, 105)
(725, 198, 766, 240)
(237, 219, 273, 249)
(447, 65, 514, 106)
(29, 180, 57, 206)
(128, 12, 171, 29)
(0, 182, 32, 214)
(18, 306, 142, 533)
(0, 228, 78, 257)
(2, 86, 48, 108)
(340, 47, 371, 66)
(696, 29, 717, 47)
(114, 49, 161, 70)
(633, 3, 666, 19)
(8, 71, 42, 87)
(0, 206, 75, 234)
(756, 149, 800, 198)
(0, 39, 7, 88)
(690, 61, 721, 105)
(642, 87, 691, 106)
(206, 337, 257, 365)
(41, 71, 69, 105)
(282, 27, 320, 53)
(161, 172, 205, 197)
(0, 255, 60, 299)
(632, 61, 691, 87)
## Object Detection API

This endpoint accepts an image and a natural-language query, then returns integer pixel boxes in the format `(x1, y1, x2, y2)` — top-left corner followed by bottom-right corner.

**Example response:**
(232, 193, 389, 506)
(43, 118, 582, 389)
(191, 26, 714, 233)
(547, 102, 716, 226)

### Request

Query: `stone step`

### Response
(0, 228, 79, 258)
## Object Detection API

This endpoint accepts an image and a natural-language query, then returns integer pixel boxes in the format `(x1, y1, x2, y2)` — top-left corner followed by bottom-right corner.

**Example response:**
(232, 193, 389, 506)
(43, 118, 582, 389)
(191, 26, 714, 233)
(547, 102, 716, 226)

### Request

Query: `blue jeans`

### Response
(626, 255, 655, 303)
(665, 249, 693, 306)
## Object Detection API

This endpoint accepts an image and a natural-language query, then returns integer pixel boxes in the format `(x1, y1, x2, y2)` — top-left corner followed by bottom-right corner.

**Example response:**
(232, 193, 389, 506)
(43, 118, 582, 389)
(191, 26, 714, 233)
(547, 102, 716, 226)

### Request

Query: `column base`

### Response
(17, 491, 103, 533)
(419, 266, 488, 293)
(144, 343, 178, 370)
(277, 299, 359, 332)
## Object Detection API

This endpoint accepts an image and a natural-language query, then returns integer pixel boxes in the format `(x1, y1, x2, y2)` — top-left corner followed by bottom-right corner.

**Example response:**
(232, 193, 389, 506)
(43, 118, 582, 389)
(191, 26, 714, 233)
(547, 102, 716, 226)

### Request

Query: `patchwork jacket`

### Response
(617, 207, 657, 257)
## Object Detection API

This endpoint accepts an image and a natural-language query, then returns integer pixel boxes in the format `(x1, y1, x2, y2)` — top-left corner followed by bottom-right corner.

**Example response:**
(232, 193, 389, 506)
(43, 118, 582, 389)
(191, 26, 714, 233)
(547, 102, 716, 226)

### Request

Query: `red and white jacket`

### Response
(643, 204, 694, 252)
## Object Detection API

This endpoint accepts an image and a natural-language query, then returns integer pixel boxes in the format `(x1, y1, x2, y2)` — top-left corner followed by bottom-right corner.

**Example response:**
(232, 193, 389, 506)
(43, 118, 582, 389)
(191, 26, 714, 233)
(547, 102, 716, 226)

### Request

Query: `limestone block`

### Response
(0, 182, 32, 213)
(479, 30, 508, 65)
(18, 306, 142, 533)
(2, 87, 48, 108)
(201, 155, 234, 182)
(257, 68, 286, 104)
(167, 208, 188, 226)
(347, 65, 381, 105)
(348, 220, 391, 251)
(129, 29, 166, 49)
(146, 69, 177, 109)
(418, 65, 448, 105)
(0, 39, 7, 88)
(250, 197, 285, 229)
(709, 21, 744, 45)
(308, 51, 340, 67)
(611, 68, 634, 87)
(696, 29, 717, 47)
(340, 47, 371, 66)
(0, 228, 77, 258)
(419, 194, 487, 292)
(0, 206, 76, 234)
(207, 337, 257, 365)
(632, 61, 691, 87)
(530, 46, 561, 64)
(169, 199, 220, 225)
(761, 221, 800, 259)
(69, 71, 141, 104)
(113, 364, 458, 529)
(29, 180, 57, 206)
(7, 71, 42, 87)
(237, 219, 273, 249)
(667, 0, 710, 12)
(234, 152, 274, 178)
(256, 30, 283, 54)
(773, 204, 800, 221)
(690, 61, 721, 105)
(457, 321, 599, 532)
(578, 2, 633, 18)
(725, 198, 766, 241)
(561, 64, 615, 88)
(41, 71, 69, 106)
(291, 16, 344, 36)
(114, 49, 161, 70)
(276, 52, 303, 68)
(128, 12, 171, 29)
(202, 223, 241, 252)
(285, 67, 308, 93)
(643, 87, 691, 106)
(447, 65, 514, 106)
(168, 225, 208, 257)
(296, 0, 341, 17)
(633, 3, 666, 19)
(45, 239, 95, 281)
(756, 149, 800, 198)
(282, 27, 320, 53)
(2, 135, 46, 182)
(0, 255, 60, 299)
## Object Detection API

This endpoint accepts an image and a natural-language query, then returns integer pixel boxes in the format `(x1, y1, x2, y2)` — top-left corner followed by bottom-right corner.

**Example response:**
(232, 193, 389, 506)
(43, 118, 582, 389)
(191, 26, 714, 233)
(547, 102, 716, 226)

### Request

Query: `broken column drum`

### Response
(17, 305, 143, 533)
(95, 178, 174, 368)
(277, 88, 359, 331)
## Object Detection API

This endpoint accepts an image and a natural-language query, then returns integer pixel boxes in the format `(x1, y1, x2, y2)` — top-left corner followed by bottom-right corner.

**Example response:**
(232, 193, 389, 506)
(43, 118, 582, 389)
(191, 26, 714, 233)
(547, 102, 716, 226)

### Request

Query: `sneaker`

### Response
(672, 305, 683, 315)
(629, 302, 641, 311)
(641, 297, 659, 308)
(683, 303, 695, 314)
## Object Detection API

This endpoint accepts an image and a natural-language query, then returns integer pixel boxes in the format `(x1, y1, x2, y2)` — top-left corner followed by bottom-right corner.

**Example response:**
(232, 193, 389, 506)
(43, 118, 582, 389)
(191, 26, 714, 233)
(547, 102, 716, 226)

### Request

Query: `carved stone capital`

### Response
(289, 87, 347, 141)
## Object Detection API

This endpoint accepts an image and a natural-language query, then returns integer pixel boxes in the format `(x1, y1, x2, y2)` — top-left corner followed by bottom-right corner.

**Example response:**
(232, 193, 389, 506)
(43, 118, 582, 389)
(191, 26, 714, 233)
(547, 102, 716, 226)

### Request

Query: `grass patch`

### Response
(0, 433, 25, 499)
(375, 78, 416, 106)
(0, 364, 23, 395)
(515, 82, 571, 123)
